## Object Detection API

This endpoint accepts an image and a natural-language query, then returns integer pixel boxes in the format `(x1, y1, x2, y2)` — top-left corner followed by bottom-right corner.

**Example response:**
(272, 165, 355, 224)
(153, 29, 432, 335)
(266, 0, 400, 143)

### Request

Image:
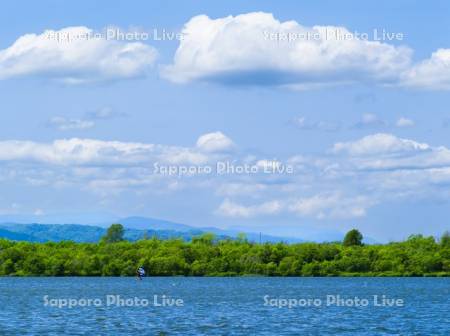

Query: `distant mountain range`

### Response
(0, 216, 306, 243)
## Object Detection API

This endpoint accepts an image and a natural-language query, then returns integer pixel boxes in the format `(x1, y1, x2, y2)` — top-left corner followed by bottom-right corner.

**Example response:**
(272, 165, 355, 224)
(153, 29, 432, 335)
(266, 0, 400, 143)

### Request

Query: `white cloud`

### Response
(333, 135, 450, 175)
(162, 12, 411, 87)
(0, 138, 153, 165)
(401, 49, 450, 90)
(162, 12, 450, 91)
(0, 133, 230, 166)
(196, 131, 234, 152)
(396, 117, 415, 128)
(3, 131, 450, 224)
(2, 16, 450, 91)
(48, 116, 95, 131)
(332, 133, 429, 156)
(158, 147, 209, 165)
(0, 133, 235, 197)
(216, 193, 372, 219)
(0, 26, 157, 84)
(216, 198, 282, 218)
(255, 159, 281, 171)
(288, 193, 371, 219)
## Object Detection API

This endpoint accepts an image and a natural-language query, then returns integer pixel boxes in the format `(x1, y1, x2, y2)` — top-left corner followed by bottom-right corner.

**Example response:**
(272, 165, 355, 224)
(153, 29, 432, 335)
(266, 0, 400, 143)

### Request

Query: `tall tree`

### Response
(101, 224, 125, 243)
(343, 229, 363, 246)
(441, 231, 450, 247)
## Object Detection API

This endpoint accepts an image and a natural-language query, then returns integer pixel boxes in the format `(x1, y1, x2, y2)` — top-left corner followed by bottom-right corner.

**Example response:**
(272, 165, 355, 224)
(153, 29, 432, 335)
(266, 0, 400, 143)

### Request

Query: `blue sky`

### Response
(1, 1, 450, 241)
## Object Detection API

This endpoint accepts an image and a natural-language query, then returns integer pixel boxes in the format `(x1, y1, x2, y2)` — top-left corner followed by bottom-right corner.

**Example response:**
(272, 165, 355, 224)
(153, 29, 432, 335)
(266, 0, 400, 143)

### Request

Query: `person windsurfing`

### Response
(137, 266, 145, 280)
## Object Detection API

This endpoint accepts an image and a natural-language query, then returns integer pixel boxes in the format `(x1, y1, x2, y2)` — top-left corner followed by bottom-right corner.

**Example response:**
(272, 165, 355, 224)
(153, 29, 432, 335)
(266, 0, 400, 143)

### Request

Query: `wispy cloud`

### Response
(352, 113, 387, 129)
(48, 107, 125, 131)
(396, 117, 415, 128)
(85, 107, 127, 120)
(48, 117, 95, 131)
(292, 117, 341, 132)
(1, 132, 450, 221)
(216, 193, 372, 219)
(216, 199, 282, 218)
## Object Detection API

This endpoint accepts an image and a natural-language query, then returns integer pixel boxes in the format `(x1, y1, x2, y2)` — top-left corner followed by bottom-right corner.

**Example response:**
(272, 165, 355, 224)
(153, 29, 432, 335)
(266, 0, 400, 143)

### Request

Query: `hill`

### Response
(0, 217, 304, 243)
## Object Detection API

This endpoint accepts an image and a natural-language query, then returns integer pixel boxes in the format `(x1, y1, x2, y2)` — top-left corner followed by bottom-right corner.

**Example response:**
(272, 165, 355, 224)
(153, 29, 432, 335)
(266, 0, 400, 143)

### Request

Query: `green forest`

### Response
(0, 225, 449, 277)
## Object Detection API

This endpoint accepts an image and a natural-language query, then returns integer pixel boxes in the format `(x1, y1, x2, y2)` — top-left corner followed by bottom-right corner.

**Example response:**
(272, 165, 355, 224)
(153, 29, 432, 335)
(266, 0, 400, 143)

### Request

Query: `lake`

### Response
(0, 277, 448, 335)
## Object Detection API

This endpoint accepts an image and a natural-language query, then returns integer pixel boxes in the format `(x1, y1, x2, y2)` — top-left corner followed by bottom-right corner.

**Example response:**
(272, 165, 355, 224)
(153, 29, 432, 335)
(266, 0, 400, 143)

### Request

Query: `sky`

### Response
(0, 0, 450, 242)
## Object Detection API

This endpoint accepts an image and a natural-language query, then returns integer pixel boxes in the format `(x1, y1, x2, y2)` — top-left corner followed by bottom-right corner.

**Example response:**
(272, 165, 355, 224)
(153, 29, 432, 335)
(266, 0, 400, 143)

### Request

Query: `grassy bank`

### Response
(0, 231, 449, 277)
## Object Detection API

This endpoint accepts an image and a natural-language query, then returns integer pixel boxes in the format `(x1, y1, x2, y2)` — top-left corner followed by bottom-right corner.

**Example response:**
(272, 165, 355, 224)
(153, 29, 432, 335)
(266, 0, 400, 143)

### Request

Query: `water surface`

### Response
(0, 277, 448, 335)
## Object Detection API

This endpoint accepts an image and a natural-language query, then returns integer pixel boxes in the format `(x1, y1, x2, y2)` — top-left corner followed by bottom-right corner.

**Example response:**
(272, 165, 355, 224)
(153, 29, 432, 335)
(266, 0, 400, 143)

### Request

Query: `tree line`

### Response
(0, 225, 449, 277)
